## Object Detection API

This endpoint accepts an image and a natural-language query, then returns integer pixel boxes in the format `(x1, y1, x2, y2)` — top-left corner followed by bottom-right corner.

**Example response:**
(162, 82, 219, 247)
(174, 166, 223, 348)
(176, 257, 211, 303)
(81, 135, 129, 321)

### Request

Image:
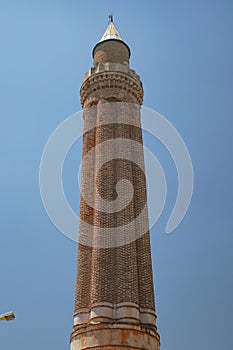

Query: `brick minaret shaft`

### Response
(70, 18, 160, 349)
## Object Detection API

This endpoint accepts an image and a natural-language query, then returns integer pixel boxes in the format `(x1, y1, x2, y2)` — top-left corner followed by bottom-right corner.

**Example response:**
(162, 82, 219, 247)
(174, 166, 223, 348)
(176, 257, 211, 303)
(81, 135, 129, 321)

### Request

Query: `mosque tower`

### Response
(70, 16, 160, 349)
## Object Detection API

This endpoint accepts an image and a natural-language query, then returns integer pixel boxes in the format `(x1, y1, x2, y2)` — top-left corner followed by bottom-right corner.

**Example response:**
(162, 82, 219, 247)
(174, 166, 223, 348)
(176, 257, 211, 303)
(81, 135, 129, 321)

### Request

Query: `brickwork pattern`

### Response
(74, 102, 155, 315)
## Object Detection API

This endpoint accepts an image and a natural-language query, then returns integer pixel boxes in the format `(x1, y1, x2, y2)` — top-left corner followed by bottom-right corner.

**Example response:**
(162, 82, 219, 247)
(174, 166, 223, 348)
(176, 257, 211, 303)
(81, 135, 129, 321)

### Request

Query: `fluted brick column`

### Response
(70, 18, 160, 350)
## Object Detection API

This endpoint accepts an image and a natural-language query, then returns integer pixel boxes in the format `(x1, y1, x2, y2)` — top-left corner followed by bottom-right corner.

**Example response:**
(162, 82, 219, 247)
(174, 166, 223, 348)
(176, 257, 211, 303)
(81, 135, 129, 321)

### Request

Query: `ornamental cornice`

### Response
(80, 64, 144, 107)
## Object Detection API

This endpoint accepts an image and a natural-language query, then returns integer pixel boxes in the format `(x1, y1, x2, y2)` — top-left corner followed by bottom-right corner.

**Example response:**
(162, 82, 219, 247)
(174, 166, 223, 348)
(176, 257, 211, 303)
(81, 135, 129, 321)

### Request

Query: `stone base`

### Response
(70, 322, 160, 350)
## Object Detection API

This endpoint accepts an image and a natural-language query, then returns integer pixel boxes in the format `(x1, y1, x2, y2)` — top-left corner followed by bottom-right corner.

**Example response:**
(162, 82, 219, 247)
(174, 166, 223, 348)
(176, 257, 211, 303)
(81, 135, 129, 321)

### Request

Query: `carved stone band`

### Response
(80, 67, 143, 107)
(74, 302, 157, 328)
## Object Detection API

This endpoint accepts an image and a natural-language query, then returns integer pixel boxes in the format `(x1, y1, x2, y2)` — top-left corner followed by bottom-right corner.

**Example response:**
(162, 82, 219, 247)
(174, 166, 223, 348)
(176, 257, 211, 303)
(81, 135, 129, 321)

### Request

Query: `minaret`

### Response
(70, 16, 160, 349)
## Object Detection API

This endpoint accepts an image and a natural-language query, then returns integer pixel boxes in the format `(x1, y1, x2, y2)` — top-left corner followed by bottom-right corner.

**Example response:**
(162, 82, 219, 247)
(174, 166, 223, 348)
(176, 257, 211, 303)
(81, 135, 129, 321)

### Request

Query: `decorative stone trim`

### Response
(80, 70, 143, 107)
(73, 302, 156, 328)
(83, 63, 141, 83)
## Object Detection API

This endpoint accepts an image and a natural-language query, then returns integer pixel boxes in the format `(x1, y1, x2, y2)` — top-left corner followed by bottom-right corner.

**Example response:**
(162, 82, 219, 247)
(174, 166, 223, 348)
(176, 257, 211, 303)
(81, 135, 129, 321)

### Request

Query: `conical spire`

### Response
(99, 14, 124, 43)
(92, 15, 130, 62)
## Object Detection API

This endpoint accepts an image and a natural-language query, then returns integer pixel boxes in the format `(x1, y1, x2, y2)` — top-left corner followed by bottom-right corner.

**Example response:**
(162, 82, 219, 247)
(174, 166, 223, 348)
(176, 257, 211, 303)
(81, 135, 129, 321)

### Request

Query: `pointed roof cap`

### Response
(99, 15, 124, 42)
(92, 14, 130, 58)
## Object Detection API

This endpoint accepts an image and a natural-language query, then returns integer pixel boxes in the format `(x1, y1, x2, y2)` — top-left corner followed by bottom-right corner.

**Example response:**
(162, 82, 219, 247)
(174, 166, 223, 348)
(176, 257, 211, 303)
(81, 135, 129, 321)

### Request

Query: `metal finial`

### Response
(108, 13, 113, 23)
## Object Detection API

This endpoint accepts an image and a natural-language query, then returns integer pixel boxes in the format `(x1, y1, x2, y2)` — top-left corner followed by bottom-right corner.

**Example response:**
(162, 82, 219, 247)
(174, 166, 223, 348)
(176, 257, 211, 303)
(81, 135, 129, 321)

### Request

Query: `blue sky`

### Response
(1, 0, 233, 349)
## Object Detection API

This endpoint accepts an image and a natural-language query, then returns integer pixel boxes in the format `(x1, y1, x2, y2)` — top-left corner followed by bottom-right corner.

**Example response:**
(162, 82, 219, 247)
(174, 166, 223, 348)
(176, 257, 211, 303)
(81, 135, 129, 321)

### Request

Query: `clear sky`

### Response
(1, 0, 233, 349)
